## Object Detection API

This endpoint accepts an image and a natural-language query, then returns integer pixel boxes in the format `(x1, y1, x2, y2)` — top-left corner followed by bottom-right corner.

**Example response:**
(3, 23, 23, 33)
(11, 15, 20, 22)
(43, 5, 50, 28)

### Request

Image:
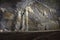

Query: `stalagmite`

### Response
(25, 7, 28, 31)
(21, 10, 25, 31)
(15, 10, 21, 31)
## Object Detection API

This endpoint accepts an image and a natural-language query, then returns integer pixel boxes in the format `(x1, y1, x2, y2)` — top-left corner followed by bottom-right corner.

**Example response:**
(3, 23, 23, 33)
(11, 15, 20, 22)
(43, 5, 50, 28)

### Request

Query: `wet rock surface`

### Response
(0, 0, 60, 31)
